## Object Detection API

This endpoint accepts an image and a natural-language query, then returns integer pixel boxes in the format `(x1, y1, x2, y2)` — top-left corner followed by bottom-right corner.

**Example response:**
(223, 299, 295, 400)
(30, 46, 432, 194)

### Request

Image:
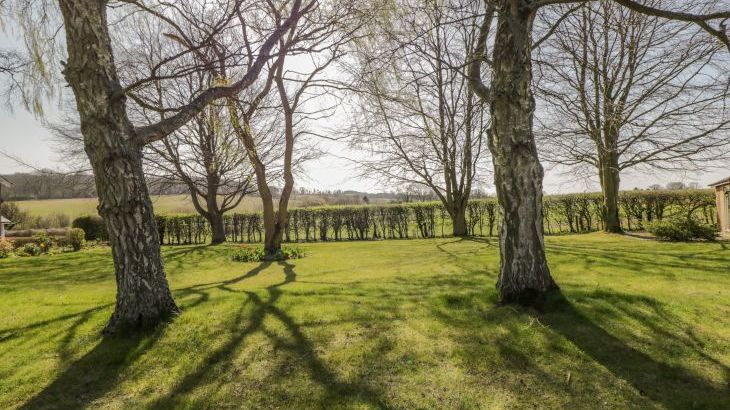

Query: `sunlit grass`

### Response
(0, 234, 728, 409)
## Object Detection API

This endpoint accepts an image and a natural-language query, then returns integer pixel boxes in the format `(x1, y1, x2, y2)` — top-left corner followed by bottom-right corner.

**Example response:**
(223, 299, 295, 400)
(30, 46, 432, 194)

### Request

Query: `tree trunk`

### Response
(60, 0, 178, 334)
(598, 151, 622, 233)
(205, 188, 227, 244)
(489, 1, 558, 306)
(208, 211, 227, 244)
(452, 204, 468, 236)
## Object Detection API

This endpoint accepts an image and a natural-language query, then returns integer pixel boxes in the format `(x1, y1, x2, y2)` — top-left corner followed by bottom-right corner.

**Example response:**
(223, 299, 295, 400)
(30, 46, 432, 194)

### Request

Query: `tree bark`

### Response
(598, 151, 622, 233)
(490, 1, 558, 306)
(60, 0, 178, 334)
(208, 210, 227, 244)
(205, 184, 227, 244)
(452, 203, 468, 237)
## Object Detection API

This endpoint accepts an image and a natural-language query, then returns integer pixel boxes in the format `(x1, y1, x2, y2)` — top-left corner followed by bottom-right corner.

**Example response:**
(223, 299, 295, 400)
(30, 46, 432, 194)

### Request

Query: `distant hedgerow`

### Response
(154, 189, 716, 245)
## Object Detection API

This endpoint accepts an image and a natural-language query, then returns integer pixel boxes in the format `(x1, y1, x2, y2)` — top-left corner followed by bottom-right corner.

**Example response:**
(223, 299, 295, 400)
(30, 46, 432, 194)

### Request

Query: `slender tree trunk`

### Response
(60, 0, 178, 334)
(598, 151, 622, 233)
(490, 1, 558, 306)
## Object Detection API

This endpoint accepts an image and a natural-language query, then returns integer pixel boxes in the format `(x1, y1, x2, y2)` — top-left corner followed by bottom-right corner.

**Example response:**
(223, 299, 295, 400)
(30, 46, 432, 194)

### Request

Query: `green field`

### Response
(1, 234, 729, 409)
(12, 194, 367, 220)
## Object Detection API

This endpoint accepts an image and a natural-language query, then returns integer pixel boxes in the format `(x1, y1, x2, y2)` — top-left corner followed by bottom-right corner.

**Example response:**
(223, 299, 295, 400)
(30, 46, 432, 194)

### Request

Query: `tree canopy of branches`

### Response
(347, 0, 489, 236)
(468, 0, 730, 307)
(536, 1, 730, 233)
(7, 0, 314, 333)
(228, 0, 362, 256)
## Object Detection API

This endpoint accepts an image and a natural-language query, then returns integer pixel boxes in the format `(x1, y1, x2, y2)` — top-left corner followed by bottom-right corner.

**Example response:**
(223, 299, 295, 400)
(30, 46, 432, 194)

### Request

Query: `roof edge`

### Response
(709, 177, 730, 187)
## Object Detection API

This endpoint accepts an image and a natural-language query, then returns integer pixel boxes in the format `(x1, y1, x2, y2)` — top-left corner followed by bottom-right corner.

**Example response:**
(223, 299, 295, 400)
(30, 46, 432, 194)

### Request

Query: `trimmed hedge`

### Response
(71, 216, 108, 241)
(154, 189, 716, 245)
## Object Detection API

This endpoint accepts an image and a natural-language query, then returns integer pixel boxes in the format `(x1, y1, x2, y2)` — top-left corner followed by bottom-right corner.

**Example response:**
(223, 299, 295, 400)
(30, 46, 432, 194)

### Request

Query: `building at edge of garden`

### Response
(710, 177, 730, 233)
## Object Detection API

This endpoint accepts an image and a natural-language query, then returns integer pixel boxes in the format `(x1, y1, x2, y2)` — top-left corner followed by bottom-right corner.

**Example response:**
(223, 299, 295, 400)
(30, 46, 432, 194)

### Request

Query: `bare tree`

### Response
(468, 0, 729, 306)
(347, 0, 489, 236)
(112, 12, 263, 245)
(148, 103, 255, 244)
(536, 1, 730, 233)
(9, 0, 313, 333)
(228, 0, 361, 256)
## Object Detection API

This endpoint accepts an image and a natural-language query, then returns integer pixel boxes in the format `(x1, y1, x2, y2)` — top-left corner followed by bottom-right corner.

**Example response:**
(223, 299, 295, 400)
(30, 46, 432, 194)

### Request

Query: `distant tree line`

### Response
(0, 172, 191, 200)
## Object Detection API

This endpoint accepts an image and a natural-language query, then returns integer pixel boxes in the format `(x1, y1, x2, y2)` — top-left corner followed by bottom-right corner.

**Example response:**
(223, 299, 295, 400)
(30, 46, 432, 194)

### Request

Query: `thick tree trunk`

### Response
(205, 189, 227, 244)
(208, 211, 227, 244)
(598, 152, 622, 233)
(452, 204, 468, 237)
(60, 0, 178, 334)
(490, 1, 558, 306)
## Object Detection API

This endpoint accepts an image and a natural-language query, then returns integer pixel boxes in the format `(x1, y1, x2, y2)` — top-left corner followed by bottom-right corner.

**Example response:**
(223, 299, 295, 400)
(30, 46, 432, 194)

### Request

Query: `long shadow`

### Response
(19, 327, 165, 410)
(17, 261, 272, 409)
(152, 260, 386, 408)
(0, 304, 112, 344)
(542, 294, 729, 410)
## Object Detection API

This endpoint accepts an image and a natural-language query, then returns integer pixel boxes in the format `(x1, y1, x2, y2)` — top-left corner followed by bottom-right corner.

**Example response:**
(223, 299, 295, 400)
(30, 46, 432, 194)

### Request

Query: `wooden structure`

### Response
(0, 216, 11, 239)
(710, 177, 730, 232)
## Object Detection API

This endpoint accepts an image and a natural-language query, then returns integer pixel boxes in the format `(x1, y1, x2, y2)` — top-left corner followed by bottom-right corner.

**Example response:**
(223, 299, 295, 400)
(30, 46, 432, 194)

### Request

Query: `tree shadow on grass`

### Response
(15, 259, 275, 410)
(19, 326, 165, 410)
(542, 293, 730, 410)
(152, 260, 386, 408)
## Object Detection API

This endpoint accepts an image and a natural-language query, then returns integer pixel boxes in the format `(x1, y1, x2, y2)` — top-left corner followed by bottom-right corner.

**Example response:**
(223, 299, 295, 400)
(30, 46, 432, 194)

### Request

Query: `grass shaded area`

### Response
(0, 234, 728, 408)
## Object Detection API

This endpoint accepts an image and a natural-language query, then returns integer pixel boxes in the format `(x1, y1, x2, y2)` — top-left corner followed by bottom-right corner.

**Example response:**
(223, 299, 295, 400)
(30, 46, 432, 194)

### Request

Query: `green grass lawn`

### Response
(0, 234, 728, 409)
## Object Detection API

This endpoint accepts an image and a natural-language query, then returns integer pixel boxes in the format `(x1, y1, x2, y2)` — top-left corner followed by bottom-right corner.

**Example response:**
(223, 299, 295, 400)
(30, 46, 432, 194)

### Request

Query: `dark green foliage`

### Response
(71, 216, 109, 241)
(154, 190, 716, 245)
(67, 228, 86, 251)
(648, 217, 718, 242)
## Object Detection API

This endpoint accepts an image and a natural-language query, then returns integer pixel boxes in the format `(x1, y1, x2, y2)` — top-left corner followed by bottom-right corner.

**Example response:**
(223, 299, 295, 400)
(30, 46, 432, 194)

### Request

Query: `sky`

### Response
(2, 106, 727, 194)
(1, 9, 728, 195)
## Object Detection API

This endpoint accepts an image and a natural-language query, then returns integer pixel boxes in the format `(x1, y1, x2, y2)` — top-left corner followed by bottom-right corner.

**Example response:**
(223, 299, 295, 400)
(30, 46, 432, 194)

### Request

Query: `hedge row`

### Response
(150, 189, 716, 245)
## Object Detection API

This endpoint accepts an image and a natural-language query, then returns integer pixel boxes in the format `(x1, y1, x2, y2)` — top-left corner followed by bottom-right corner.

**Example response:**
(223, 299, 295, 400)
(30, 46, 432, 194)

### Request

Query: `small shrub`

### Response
(231, 245, 305, 262)
(32, 232, 54, 253)
(231, 245, 266, 262)
(277, 246, 306, 260)
(72, 216, 108, 241)
(648, 217, 718, 242)
(67, 228, 86, 251)
(18, 242, 43, 257)
(0, 239, 13, 258)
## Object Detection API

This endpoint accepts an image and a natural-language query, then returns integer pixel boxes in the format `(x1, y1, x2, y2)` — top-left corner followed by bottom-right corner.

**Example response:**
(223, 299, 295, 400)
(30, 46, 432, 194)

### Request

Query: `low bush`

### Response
(276, 246, 306, 260)
(32, 232, 54, 253)
(0, 239, 13, 258)
(72, 216, 108, 241)
(648, 217, 718, 242)
(231, 245, 305, 262)
(67, 228, 86, 251)
(18, 242, 43, 257)
(231, 246, 266, 262)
